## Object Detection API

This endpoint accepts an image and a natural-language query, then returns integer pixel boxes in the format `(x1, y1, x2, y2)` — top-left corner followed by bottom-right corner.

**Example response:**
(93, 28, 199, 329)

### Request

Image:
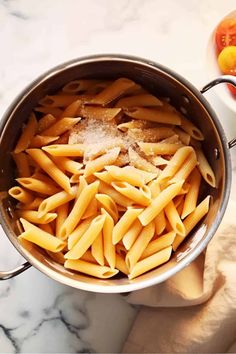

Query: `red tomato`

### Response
(215, 18, 236, 52)
(227, 82, 236, 97)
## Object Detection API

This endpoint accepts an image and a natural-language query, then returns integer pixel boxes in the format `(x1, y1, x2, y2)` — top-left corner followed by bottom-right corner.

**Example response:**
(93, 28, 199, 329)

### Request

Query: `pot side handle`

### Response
(200, 75, 236, 149)
(0, 262, 31, 280)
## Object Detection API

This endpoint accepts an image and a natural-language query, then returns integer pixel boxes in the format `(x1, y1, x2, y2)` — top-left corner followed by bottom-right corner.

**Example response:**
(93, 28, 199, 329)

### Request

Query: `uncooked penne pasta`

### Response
(9, 186, 34, 204)
(105, 165, 145, 187)
(37, 114, 57, 134)
(64, 259, 119, 279)
(98, 181, 133, 208)
(64, 214, 106, 259)
(115, 93, 163, 107)
(59, 181, 99, 238)
(124, 107, 181, 125)
(128, 127, 175, 142)
(148, 179, 166, 235)
(169, 150, 197, 184)
(122, 219, 143, 250)
(126, 221, 155, 270)
(196, 148, 216, 188)
(38, 186, 77, 215)
(18, 197, 43, 210)
(42, 144, 84, 157)
(26, 149, 71, 193)
(117, 120, 150, 132)
(41, 117, 81, 137)
(180, 116, 204, 141)
(39, 95, 79, 107)
(111, 182, 151, 206)
(51, 156, 83, 174)
(138, 181, 183, 226)
(80, 106, 122, 121)
(96, 194, 118, 223)
(164, 200, 185, 236)
(55, 203, 69, 239)
(60, 99, 82, 118)
(141, 231, 176, 259)
(91, 231, 104, 266)
(101, 208, 116, 269)
(115, 254, 129, 275)
(17, 210, 57, 224)
(181, 168, 201, 219)
(94, 171, 114, 184)
(129, 246, 172, 279)
(29, 135, 59, 148)
(81, 197, 97, 219)
(90, 78, 136, 105)
(128, 147, 160, 174)
(84, 148, 120, 177)
(19, 218, 65, 252)
(174, 127, 191, 145)
(112, 208, 143, 245)
(124, 167, 157, 184)
(138, 142, 183, 156)
(14, 113, 38, 153)
(12, 152, 31, 177)
(172, 195, 210, 251)
(34, 106, 63, 118)
(84, 139, 125, 162)
(67, 218, 92, 250)
(16, 177, 60, 195)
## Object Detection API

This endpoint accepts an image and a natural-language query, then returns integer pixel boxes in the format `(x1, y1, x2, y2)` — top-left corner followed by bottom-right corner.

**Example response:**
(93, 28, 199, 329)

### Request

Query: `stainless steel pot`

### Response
(0, 54, 235, 293)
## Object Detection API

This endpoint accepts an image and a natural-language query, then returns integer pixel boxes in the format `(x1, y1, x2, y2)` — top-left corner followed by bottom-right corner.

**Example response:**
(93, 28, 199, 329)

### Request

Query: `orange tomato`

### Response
(217, 46, 236, 74)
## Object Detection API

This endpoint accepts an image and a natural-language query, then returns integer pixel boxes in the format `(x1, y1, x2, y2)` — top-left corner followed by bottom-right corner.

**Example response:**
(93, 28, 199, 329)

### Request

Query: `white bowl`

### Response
(206, 10, 236, 113)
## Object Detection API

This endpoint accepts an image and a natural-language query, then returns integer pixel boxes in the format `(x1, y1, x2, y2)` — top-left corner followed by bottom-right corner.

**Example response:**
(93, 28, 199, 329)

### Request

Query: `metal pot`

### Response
(0, 54, 235, 293)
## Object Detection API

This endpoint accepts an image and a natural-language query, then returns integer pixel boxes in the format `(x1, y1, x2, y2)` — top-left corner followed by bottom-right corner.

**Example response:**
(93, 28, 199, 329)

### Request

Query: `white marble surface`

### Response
(0, 0, 236, 353)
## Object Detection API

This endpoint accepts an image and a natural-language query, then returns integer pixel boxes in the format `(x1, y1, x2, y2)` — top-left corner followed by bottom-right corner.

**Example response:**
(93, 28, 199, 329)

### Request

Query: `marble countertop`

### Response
(1, 0, 236, 353)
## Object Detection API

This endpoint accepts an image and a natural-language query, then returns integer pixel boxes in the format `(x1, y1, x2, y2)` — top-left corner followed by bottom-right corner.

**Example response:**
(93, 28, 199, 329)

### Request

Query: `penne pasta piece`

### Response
(84, 147, 120, 177)
(84, 139, 125, 162)
(115, 254, 129, 275)
(29, 135, 59, 148)
(181, 168, 201, 219)
(34, 106, 63, 118)
(128, 147, 160, 174)
(179, 181, 190, 195)
(19, 218, 65, 252)
(26, 149, 71, 193)
(127, 127, 174, 143)
(81, 197, 97, 219)
(117, 120, 150, 132)
(174, 127, 191, 145)
(41, 117, 81, 137)
(94, 171, 114, 184)
(140, 231, 176, 259)
(129, 246, 172, 279)
(173, 195, 210, 251)
(101, 208, 116, 269)
(39, 95, 79, 107)
(169, 150, 197, 184)
(51, 156, 83, 174)
(158, 146, 194, 183)
(138, 181, 184, 226)
(12, 152, 31, 177)
(60, 99, 82, 118)
(80, 106, 122, 121)
(9, 186, 34, 204)
(38, 186, 77, 215)
(124, 107, 181, 125)
(67, 218, 92, 250)
(91, 231, 104, 266)
(151, 156, 169, 166)
(42, 144, 84, 157)
(196, 148, 216, 188)
(76, 176, 88, 198)
(37, 114, 56, 134)
(105, 165, 145, 187)
(89, 78, 136, 105)
(180, 116, 204, 141)
(154, 212, 167, 236)
(96, 194, 119, 223)
(138, 142, 183, 156)
(60, 181, 99, 238)
(164, 200, 185, 236)
(17, 210, 57, 224)
(111, 182, 151, 206)
(112, 208, 143, 245)
(98, 179, 135, 208)
(64, 259, 119, 279)
(123, 219, 143, 250)
(56, 203, 69, 239)
(18, 197, 43, 210)
(126, 221, 155, 270)
(64, 214, 106, 259)
(115, 93, 163, 107)
(16, 177, 60, 196)
(176, 198, 185, 216)
(14, 113, 38, 153)
(123, 166, 158, 184)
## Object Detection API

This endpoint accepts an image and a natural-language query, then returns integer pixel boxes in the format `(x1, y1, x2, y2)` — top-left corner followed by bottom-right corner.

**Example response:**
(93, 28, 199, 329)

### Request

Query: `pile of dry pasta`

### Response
(8, 78, 215, 280)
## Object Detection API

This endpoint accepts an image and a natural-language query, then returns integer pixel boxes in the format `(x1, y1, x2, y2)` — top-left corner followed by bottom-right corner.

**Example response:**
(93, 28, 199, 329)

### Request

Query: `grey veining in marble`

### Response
(0, 0, 236, 352)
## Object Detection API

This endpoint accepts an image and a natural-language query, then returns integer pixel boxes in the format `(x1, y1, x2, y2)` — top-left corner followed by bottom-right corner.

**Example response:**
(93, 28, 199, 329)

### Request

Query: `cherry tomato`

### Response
(217, 46, 236, 74)
(227, 82, 236, 97)
(215, 18, 236, 52)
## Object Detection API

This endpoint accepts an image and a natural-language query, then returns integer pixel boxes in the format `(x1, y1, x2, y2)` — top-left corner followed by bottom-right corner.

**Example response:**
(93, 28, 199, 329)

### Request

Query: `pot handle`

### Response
(200, 75, 236, 149)
(0, 262, 31, 280)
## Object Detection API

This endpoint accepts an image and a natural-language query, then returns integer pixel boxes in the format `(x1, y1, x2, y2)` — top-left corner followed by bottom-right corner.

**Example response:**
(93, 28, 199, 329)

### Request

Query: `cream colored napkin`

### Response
(123, 200, 236, 353)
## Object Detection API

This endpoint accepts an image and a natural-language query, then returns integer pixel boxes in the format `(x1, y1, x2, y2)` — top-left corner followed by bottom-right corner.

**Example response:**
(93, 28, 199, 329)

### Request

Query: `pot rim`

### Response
(0, 54, 232, 293)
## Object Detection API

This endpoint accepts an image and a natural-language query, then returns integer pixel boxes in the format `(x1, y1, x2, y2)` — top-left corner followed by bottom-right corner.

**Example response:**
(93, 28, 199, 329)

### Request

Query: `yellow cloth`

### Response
(123, 200, 236, 353)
